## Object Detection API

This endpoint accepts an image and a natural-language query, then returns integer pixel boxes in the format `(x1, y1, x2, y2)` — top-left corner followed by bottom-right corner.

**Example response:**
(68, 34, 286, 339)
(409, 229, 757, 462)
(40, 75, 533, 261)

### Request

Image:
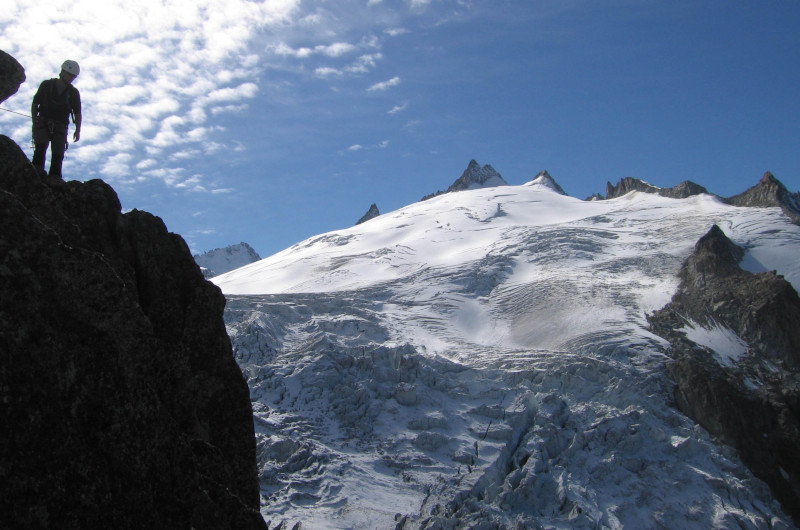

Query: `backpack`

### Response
(39, 79, 78, 124)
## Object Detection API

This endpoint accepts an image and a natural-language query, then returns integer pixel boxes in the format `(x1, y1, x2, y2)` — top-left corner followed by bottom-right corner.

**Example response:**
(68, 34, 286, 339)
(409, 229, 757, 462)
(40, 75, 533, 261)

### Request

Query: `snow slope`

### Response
(215, 180, 800, 528)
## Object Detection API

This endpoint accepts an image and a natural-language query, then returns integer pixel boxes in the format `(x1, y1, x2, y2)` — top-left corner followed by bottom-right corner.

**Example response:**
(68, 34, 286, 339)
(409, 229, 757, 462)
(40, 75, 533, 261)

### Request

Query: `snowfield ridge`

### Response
(215, 173, 800, 529)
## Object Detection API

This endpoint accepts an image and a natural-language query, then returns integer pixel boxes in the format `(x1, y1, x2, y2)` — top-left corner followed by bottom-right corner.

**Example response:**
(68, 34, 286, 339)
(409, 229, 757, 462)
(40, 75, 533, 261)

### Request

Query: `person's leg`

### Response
(48, 129, 68, 179)
(31, 125, 50, 172)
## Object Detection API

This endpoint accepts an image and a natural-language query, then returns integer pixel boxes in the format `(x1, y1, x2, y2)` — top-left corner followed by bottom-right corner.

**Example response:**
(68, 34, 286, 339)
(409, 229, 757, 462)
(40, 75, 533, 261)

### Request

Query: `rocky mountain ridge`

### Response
(602, 173, 800, 226)
(421, 159, 508, 201)
(648, 224, 800, 524)
(726, 171, 800, 224)
(604, 176, 709, 199)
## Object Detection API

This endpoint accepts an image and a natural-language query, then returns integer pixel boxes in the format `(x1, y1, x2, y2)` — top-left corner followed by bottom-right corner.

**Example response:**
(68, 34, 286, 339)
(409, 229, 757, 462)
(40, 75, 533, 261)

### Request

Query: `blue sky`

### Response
(2, 1, 799, 257)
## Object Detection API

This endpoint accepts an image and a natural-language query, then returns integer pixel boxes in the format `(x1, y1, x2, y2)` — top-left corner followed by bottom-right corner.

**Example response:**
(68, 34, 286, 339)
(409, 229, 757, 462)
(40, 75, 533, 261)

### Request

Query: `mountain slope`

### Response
(215, 177, 800, 528)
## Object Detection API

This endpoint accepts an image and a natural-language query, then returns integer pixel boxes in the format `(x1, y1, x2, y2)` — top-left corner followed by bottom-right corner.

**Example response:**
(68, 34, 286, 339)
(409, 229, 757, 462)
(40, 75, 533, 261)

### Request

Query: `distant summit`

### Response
(194, 242, 261, 278)
(526, 170, 567, 195)
(604, 177, 708, 200)
(356, 203, 380, 225)
(600, 173, 800, 226)
(725, 172, 800, 224)
(422, 160, 508, 200)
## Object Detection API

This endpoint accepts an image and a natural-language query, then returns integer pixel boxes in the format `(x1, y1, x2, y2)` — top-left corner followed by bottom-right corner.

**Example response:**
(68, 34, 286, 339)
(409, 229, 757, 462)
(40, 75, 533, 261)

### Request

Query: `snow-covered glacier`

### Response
(215, 177, 800, 529)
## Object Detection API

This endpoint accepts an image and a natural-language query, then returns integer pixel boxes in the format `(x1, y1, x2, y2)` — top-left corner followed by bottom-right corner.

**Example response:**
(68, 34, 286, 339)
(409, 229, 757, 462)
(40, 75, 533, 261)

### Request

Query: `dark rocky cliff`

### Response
(648, 225, 800, 525)
(0, 55, 265, 528)
(0, 134, 266, 529)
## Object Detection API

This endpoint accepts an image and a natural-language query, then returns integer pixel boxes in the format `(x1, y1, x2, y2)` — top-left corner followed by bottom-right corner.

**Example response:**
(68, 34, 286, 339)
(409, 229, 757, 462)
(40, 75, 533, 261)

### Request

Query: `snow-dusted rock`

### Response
(194, 241, 261, 278)
(422, 159, 508, 200)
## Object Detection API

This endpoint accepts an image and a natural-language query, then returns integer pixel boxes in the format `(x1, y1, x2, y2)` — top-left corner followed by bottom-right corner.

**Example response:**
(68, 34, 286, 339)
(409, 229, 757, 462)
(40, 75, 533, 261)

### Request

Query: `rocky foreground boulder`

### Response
(0, 50, 25, 103)
(649, 225, 800, 525)
(0, 132, 266, 528)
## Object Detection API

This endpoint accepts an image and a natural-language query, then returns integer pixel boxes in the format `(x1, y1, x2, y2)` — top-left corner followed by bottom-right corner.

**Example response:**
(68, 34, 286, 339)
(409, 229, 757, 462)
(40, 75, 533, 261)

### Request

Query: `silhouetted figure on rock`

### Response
(31, 59, 82, 178)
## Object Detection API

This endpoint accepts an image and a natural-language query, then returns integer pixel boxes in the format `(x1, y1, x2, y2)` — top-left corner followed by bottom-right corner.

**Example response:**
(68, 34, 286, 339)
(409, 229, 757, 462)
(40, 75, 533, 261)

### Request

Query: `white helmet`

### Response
(61, 60, 80, 76)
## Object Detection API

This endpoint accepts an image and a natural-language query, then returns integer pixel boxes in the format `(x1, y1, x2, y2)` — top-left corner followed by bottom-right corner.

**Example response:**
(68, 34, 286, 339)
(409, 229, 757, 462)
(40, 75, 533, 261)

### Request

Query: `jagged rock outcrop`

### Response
(648, 225, 800, 525)
(0, 50, 25, 103)
(356, 203, 380, 225)
(605, 176, 708, 200)
(194, 242, 262, 279)
(422, 160, 508, 201)
(725, 172, 800, 225)
(0, 134, 266, 529)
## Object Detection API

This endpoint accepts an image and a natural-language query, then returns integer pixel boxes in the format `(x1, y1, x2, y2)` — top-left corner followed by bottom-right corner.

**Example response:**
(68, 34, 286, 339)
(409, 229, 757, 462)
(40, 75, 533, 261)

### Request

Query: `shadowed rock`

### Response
(0, 50, 25, 104)
(0, 133, 266, 529)
(648, 224, 800, 525)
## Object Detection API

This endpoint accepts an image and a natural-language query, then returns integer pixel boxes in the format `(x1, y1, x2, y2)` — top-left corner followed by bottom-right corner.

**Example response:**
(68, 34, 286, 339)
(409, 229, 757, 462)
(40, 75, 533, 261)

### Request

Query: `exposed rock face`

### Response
(648, 225, 800, 525)
(356, 203, 380, 225)
(0, 50, 26, 103)
(422, 160, 508, 201)
(605, 177, 659, 198)
(726, 172, 800, 225)
(605, 176, 708, 199)
(0, 135, 265, 529)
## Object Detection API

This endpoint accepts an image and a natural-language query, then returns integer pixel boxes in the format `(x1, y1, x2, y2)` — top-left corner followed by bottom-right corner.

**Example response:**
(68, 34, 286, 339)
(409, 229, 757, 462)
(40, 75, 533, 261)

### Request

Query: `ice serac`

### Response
(195, 242, 262, 278)
(0, 133, 265, 529)
(649, 224, 800, 526)
(422, 159, 508, 200)
(726, 171, 800, 225)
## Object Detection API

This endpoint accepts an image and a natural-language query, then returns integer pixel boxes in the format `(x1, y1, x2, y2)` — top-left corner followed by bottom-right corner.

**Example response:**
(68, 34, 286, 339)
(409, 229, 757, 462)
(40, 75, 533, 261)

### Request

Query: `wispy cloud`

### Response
(388, 102, 409, 114)
(367, 76, 401, 92)
(385, 28, 409, 37)
(1, 0, 300, 189)
(0, 0, 452, 197)
(271, 41, 358, 59)
(346, 140, 389, 153)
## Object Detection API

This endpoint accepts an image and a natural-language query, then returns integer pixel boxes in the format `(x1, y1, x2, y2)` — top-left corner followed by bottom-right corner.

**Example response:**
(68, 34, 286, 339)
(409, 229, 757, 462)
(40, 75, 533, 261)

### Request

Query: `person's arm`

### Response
(31, 81, 45, 123)
(72, 87, 82, 142)
(73, 113, 81, 142)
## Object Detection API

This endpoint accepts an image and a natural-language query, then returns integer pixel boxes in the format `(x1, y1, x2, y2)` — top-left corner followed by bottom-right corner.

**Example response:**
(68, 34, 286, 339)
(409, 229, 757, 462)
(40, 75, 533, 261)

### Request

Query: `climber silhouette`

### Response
(31, 60, 82, 179)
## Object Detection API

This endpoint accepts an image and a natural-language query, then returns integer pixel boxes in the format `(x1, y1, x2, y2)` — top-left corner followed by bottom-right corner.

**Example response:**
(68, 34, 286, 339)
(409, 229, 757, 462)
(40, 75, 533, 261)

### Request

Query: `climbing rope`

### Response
(0, 107, 32, 118)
